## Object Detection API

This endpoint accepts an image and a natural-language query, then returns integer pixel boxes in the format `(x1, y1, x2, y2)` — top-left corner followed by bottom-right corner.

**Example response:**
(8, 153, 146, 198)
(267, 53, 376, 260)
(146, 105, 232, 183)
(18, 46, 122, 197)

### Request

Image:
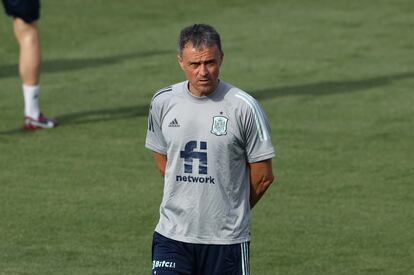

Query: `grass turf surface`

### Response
(1, 0, 413, 274)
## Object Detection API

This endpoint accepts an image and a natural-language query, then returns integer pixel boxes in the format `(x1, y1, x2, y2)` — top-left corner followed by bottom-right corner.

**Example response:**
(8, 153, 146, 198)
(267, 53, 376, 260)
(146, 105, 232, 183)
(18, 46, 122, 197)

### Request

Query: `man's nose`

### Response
(199, 64, 208, 76)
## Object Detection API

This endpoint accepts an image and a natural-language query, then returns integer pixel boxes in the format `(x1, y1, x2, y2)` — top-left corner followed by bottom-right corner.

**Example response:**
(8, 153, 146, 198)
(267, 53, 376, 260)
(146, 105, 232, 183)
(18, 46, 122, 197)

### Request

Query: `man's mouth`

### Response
(198, 79, 210, 84)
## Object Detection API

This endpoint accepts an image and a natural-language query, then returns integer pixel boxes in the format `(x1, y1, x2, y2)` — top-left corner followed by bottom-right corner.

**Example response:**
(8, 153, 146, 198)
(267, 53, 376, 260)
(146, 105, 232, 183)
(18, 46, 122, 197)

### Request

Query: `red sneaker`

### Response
(24, 113, 58, 130)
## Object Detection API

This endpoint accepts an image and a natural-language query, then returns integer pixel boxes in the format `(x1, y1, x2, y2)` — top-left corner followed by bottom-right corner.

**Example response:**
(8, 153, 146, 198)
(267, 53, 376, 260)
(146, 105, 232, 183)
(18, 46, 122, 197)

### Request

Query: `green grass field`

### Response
(1, 0, 413, 274)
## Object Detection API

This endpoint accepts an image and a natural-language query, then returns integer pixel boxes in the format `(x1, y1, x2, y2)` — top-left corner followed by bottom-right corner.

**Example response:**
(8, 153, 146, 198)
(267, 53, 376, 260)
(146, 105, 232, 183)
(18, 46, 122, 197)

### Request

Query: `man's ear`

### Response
(219, 52, 224, 66)
(177, 54, 184, 70)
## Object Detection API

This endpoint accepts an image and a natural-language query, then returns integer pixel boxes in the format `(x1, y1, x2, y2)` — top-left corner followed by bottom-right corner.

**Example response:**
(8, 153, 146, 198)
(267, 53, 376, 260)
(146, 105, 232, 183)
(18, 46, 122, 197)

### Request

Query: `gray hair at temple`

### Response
(177, 24, 223, 56)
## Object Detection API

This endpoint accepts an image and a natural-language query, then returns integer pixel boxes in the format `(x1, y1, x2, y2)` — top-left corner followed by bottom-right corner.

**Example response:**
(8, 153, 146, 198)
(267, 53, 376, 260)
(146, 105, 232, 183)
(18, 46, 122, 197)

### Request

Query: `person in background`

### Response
(2, 0, 57, 130)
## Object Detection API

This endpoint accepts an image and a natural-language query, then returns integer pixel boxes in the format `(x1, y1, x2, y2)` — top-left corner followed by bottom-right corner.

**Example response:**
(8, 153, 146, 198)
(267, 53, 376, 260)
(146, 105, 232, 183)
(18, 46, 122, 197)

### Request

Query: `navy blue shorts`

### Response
(152, 232, 250, 275)
(2, 0, 40, 23)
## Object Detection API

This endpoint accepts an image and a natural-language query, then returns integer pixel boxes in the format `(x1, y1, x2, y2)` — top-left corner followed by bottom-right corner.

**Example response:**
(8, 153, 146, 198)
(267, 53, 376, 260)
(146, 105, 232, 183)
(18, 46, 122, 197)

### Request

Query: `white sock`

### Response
(23, 84, 40, 119)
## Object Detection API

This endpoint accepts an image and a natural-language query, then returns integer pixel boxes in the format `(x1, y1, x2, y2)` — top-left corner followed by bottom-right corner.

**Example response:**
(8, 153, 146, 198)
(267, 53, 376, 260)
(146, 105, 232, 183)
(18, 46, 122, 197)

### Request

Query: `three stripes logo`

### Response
(148, 113, 154, 132)
(168, 118, 180, 127)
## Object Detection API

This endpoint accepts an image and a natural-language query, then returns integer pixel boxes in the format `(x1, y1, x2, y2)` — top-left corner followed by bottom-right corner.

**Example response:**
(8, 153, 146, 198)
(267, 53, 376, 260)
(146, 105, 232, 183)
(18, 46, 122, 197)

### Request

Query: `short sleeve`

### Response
(145, 100, 167, 154)
(238, 95, 275, 163)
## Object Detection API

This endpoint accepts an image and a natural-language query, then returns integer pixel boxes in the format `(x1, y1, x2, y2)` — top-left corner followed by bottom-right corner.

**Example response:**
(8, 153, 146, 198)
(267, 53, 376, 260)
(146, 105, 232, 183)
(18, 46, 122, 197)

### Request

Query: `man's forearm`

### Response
(249, 160, 274, 208)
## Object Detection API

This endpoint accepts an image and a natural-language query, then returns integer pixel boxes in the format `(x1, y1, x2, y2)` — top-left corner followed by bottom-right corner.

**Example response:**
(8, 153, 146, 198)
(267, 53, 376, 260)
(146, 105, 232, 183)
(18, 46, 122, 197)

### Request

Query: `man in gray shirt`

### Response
(145, 23, 275, 275)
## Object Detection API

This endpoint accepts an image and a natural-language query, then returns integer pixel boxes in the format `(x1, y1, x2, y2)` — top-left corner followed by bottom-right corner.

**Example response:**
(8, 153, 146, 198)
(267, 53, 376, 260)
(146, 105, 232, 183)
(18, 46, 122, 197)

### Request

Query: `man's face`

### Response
(178, 43, 224, 96)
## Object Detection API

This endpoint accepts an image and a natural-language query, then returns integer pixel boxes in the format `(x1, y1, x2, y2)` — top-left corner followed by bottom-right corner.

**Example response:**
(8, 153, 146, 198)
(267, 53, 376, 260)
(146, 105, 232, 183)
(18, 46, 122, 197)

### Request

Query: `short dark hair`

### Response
(177, 24, 222, 55)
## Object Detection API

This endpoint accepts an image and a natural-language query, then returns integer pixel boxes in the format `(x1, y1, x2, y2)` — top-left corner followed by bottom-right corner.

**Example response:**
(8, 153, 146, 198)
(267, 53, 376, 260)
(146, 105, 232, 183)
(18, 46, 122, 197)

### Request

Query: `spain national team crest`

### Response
(211, 116, 228, 136)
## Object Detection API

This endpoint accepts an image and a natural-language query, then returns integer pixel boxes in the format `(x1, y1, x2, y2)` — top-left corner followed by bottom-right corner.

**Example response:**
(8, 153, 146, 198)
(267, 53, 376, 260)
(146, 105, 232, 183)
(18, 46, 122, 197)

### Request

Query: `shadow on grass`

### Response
(1, 71, 413, 136)
(0, 50, 171, 78)
(250, 72, 414, 99)
(0, 105, 149, 136)
(55, 105, 149, 125)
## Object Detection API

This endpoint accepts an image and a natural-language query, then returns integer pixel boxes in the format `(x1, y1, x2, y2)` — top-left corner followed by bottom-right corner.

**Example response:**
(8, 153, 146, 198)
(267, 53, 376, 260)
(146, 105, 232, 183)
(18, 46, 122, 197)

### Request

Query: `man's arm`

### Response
(153, 151, 167, 177)
(249, 159, 274, 209)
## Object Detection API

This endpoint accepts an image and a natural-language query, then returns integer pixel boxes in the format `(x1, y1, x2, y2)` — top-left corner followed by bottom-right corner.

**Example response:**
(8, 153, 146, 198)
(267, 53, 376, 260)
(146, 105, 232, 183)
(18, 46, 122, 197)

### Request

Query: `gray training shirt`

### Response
(145, 80, 275, 245)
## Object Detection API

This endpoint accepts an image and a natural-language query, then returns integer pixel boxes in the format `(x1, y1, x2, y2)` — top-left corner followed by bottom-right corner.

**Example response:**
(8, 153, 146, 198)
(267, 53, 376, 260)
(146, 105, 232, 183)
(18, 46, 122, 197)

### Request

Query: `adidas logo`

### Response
(168, 118, 180, 127)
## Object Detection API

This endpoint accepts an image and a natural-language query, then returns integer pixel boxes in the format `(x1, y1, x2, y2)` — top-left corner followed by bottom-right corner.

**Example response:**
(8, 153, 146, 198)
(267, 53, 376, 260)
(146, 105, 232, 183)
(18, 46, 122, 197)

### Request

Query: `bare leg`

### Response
(13, 17, 41, 86)
(10, 13, 56, 129)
